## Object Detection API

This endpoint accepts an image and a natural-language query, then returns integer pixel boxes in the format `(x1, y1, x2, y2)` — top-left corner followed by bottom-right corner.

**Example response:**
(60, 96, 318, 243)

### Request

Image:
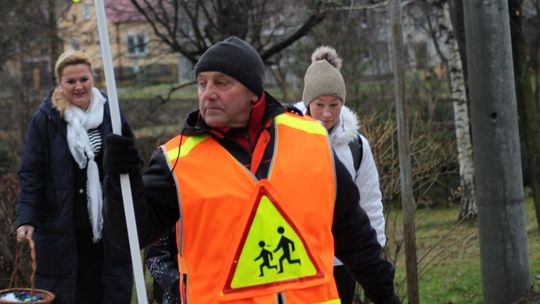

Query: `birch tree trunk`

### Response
(440, 3, 477, 220)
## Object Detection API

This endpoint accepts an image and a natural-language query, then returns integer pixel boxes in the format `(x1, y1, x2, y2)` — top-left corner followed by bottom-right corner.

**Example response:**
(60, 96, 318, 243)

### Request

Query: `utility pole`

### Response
(390, 1, 419, 303)
(463, 1, 530, 303)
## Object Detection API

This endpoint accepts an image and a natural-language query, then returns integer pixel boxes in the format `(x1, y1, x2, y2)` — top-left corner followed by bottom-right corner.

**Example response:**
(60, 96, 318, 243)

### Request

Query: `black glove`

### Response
(104, 122, 142, 177)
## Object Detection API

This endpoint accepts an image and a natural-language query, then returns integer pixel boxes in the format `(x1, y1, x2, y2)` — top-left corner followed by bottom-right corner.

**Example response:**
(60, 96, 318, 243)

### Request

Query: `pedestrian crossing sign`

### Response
(223, 184, 323, 294)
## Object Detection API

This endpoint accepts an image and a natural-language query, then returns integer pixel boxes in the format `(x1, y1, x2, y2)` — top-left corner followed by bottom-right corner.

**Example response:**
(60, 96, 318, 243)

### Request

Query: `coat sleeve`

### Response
(16, 112, 47, 228)
(332, 153, 399, 304)
(104, 148, 180, 249)
(356, 135, 386, 247)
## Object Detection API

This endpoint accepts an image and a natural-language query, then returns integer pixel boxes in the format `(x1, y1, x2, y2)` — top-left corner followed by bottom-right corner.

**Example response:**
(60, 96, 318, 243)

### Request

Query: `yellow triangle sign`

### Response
(223, 186, 322, 294)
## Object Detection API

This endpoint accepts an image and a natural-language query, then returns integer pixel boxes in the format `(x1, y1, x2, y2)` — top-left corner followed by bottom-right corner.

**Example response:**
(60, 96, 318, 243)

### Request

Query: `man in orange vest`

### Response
(103, 36, 401, 304)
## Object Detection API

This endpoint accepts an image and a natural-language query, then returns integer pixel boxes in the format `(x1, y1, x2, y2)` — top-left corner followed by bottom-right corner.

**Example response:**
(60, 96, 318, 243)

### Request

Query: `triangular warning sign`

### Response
(223, 184, 323, 294)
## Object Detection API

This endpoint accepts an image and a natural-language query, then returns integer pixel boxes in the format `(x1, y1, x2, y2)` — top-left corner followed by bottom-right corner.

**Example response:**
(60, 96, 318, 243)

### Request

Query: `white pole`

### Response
(93, 0, 148, 303)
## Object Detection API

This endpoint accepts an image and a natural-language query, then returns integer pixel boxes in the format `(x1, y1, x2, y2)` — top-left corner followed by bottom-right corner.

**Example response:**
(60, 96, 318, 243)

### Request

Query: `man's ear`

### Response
(250, 94, 259, 104)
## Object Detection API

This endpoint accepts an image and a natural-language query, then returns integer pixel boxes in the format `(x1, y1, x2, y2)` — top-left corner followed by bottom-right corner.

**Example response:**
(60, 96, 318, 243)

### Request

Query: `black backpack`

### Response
(348, 134, 363, 172)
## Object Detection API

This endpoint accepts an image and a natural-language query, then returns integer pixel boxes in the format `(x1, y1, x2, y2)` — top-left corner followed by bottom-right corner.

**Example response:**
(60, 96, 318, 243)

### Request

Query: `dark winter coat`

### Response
(104, 92, 399, 304)
(16, 92, 133, 304)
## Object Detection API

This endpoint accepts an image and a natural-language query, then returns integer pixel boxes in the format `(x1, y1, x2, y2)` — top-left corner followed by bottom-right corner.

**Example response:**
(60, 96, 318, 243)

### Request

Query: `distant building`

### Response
(350, 2, 445, 79)
(58, 0, 183, 85)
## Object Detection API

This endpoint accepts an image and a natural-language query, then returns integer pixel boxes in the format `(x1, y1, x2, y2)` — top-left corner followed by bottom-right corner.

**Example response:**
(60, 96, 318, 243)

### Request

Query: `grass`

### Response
(130, 267, 155, 304)
(130, 199, 540, 303)
(114, 82, 198, 100)
(387, 198, 540, 303)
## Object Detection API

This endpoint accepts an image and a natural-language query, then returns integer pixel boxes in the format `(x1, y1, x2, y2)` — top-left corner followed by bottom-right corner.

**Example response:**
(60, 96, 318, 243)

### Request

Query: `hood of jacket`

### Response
(293, 101, 359, 145)
(38, 91, 62, 124)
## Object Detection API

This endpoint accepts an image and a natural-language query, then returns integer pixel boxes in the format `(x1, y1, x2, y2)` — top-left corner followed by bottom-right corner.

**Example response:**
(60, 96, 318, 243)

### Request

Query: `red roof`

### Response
(105, 0, 152, 23)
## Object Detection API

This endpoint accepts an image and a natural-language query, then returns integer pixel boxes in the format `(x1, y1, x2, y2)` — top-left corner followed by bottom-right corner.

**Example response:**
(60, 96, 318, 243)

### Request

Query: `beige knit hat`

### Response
(302, 46, 346, 107)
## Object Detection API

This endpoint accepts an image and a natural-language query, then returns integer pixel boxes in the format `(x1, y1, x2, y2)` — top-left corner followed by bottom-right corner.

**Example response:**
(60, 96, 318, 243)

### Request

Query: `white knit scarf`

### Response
(64, 87, 105, 242)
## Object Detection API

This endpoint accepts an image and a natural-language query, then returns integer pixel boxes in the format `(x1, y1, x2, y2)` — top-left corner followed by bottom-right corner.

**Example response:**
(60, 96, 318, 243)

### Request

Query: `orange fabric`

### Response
(250, 129, 270, 174)
(161, 113, 339, 303)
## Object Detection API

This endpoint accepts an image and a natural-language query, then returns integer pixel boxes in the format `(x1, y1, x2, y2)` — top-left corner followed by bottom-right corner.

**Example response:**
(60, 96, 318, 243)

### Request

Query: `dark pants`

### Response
(75, 228, 104, 304)
(334, 265, 356, 304)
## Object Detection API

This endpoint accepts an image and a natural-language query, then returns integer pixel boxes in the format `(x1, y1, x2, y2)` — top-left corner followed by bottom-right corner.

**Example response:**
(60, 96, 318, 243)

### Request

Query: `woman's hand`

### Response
(16, 225, 35, 242)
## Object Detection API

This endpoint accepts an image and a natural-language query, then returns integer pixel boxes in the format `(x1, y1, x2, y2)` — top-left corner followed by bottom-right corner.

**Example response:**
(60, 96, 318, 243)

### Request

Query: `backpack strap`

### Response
(348, 134, 363, 172)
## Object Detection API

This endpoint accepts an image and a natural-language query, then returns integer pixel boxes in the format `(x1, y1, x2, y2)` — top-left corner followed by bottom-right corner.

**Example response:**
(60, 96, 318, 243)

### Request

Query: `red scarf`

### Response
(210, 93, 267, 153)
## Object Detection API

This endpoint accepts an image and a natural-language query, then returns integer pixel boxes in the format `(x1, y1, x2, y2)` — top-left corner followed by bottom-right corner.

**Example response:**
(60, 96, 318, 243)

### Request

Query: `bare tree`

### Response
(125, 0, 327, 63)
(390, 1, 419, 303)
(0, 0, 57, 156)
(527, 0, 540, 230)
(0, 1, 47, 70)
(442, 3, 476, 220)
(111, 0, 328, 99)
(511, 0, 540, 230)
(426, 0, 477, 220)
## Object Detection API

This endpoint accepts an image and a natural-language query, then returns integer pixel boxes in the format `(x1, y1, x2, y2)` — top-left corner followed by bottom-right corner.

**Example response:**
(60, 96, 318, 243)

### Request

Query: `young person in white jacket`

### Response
(296, 46, 386, 304)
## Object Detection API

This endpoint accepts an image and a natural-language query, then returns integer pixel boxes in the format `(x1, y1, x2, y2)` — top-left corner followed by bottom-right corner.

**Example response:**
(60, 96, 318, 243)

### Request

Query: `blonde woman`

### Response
(15, 50, 133, 304)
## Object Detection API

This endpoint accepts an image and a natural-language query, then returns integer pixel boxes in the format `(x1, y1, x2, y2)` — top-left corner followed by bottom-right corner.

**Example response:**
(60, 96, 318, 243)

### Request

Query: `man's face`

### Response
(308, 95, 343, 130)
(197, 71, 258, 128)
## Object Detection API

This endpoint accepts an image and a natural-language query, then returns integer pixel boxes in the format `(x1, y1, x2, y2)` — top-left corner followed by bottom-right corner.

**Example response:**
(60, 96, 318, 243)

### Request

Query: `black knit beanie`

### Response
(194, 36, 265, 97)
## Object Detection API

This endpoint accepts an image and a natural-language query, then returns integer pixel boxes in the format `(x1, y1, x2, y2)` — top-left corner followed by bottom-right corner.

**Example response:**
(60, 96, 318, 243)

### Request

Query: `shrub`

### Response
(362, 111, 460, 209)
(0, 174, 32, 289)
(0, 147, 15, 177)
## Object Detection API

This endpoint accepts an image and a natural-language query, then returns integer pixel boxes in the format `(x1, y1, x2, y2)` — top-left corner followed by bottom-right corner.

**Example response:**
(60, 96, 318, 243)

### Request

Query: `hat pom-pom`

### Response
(311, 46, 342, 70)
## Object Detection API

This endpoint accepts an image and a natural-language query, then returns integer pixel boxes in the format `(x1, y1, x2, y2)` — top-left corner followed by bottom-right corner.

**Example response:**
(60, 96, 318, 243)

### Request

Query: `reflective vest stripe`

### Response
(166, 135, 209, 162)
(317, 299, 341, 304)
(274, 114, 327, 136)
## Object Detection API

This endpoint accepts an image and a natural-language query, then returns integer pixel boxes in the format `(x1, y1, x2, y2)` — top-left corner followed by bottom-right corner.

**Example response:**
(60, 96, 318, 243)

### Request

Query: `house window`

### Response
(82, 4, 91, 20)
(361, 48, 372, 61)
(68, 38, 80, 51)
(126, 33, 148, 57)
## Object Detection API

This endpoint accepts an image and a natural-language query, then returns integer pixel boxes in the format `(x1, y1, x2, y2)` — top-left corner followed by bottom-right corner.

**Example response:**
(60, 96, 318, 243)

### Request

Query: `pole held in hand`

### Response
(93, 0, 148, 303)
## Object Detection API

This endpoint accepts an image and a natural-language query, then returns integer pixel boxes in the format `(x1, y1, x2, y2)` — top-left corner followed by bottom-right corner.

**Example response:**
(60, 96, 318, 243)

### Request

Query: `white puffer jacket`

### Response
(294, 103, 386, 264)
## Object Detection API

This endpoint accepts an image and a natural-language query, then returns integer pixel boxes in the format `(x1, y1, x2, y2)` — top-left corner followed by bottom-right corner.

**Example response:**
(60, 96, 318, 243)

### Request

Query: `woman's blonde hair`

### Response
(52, 50, 94, 116)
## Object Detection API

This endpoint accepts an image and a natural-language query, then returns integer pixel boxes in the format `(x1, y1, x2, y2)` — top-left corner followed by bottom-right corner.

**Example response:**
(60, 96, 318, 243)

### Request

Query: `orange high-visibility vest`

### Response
(162, 113, 340, 304)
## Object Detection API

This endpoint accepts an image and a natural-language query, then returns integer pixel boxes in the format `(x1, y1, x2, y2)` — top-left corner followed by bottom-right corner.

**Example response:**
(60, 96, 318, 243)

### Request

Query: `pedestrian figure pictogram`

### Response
(273, 226, 301, 273)
(254, 241, 278, 277)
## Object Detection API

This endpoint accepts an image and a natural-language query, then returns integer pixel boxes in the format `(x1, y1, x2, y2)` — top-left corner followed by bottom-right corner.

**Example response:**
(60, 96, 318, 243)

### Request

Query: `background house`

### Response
(58, 0, 185, 85)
